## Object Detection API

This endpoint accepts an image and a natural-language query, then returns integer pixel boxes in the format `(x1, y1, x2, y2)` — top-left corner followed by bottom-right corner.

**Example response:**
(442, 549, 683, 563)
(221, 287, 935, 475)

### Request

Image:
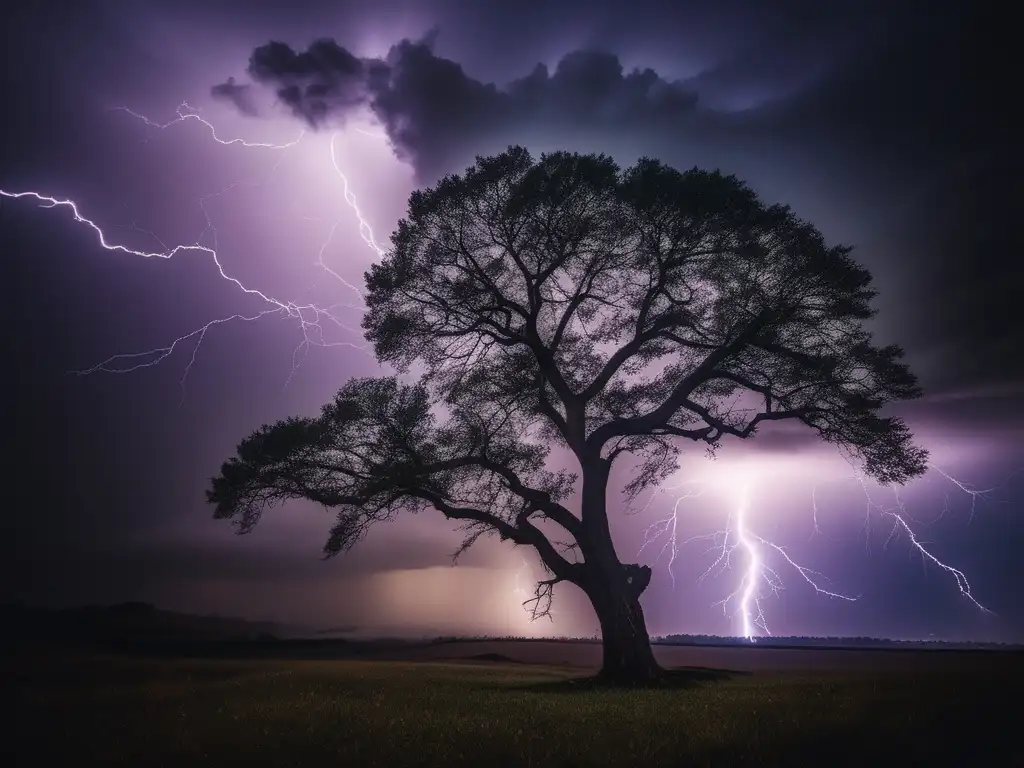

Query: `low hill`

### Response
(1, 602, 285, 650)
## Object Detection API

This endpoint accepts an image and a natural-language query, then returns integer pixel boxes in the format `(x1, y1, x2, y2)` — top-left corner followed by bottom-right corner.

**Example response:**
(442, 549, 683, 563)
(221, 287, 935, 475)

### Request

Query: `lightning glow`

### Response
(0, 102, 387, 395)
(637, 460, 1013, 641)
(513, 555, 531, 605)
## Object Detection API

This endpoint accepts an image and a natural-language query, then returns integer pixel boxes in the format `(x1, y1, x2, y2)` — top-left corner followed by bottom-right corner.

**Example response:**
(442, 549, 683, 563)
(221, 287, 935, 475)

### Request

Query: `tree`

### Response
(208, 147, 927, 684)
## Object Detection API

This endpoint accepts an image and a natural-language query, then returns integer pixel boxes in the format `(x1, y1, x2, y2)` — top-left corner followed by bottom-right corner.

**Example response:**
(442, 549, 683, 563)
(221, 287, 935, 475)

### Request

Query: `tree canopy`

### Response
(209, 146, 927, 675)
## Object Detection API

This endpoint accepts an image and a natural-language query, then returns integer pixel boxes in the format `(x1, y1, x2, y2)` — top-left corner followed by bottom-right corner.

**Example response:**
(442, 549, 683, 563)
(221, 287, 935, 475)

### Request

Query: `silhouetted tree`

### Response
(208, 147, 927, 684)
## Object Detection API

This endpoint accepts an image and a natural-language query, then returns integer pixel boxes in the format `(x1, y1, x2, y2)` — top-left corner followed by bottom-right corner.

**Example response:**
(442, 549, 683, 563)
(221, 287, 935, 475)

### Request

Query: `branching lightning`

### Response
(113, 102, 306, 149)
(636, 481, 702, 589)
(329, 133, 387, 258)
(637, 462, 1015, 640)
(846, 472, 999, 612)
(0, 101, 387, 396)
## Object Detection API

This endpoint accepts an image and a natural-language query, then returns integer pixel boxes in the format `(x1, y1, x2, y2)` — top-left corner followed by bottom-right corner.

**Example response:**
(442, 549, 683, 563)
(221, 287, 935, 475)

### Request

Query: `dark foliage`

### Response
(209, 147, 927, 678)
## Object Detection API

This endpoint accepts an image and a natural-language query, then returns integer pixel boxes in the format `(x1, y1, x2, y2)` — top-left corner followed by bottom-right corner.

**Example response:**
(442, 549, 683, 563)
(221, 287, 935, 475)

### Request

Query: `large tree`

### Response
(208, 147, 927, 684)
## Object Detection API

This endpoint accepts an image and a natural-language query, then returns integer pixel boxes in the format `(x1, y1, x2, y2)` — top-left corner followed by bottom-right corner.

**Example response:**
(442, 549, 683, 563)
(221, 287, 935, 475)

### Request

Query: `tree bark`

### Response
(573, 455, 663, 684)
(585, 564, 663, 684)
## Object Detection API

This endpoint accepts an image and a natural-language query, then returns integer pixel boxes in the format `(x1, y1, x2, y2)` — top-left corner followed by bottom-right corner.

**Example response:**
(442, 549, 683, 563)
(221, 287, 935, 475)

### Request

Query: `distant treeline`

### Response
(430, 633, 1021, 650)
(655, 634, 1019, 650)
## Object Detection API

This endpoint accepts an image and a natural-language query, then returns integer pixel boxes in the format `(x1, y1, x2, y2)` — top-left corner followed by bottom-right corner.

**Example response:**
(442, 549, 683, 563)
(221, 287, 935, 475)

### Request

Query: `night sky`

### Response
(3, 0, 1021, 642)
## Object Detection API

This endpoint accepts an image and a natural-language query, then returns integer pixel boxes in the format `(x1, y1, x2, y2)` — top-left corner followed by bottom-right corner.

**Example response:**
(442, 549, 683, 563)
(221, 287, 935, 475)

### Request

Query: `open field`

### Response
(9, 643, 1022, 767)
(323, 637, 1024, 674)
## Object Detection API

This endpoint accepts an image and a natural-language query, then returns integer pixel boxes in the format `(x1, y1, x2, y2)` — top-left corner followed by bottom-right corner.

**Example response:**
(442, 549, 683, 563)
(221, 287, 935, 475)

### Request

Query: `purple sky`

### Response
(2, 0, 1021, 641)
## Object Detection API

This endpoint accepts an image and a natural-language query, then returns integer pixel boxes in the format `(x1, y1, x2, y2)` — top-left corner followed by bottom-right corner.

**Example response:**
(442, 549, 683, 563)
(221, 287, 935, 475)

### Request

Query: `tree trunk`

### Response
(586, 566, 663, 684)
(576, 455, 662, 684)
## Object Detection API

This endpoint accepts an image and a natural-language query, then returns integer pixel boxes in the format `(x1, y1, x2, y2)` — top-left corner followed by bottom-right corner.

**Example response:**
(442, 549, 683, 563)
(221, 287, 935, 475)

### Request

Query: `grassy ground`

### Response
(10, 652, 1020, 766)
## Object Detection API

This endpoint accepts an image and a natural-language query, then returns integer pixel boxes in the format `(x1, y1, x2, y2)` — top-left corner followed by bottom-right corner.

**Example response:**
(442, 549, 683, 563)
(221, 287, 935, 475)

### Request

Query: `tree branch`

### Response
(587, 310, 776, 449)
(522, 576, 564, 621)
(423, 455, 582, 539)
(409, 487, 579, 580)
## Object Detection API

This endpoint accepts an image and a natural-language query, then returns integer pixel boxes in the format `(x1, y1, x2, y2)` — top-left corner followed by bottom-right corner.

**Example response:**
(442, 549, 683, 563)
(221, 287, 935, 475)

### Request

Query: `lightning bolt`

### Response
(637, 462, 1015, 641)
(114, 101, 305, 149)
(329, 132, 387, 257)
(636, 480, 702, 589)
(847, 471, 999, 612)
(513, 555, 532, 605)
(0, 101, 386, 398)
(722, 479, 857, 639)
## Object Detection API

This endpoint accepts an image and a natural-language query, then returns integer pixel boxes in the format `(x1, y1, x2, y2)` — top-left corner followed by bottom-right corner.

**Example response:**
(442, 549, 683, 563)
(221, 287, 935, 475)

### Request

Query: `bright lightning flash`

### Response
(0, 101, 387, 394)
(637, 460, 1008, 641)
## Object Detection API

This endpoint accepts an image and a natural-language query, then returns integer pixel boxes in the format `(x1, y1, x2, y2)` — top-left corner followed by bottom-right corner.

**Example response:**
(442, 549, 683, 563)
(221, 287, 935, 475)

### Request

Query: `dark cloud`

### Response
(210, 76, 258, 116)
(216, 6, 1010, 208)
(218, 33, 700, 181)
(893, 158, 1022, 395)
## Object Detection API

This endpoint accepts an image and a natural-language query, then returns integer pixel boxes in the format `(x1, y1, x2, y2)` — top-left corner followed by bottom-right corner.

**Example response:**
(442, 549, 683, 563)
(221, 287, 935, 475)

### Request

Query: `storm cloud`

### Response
(210, 76, 258, 116)
(213, 15, 1019, 403)
(216, 34, 701, 181)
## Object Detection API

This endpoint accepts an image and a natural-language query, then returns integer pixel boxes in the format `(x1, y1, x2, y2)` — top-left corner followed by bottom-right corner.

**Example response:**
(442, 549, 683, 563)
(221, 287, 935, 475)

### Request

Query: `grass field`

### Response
(10, 651, 1020, 766)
